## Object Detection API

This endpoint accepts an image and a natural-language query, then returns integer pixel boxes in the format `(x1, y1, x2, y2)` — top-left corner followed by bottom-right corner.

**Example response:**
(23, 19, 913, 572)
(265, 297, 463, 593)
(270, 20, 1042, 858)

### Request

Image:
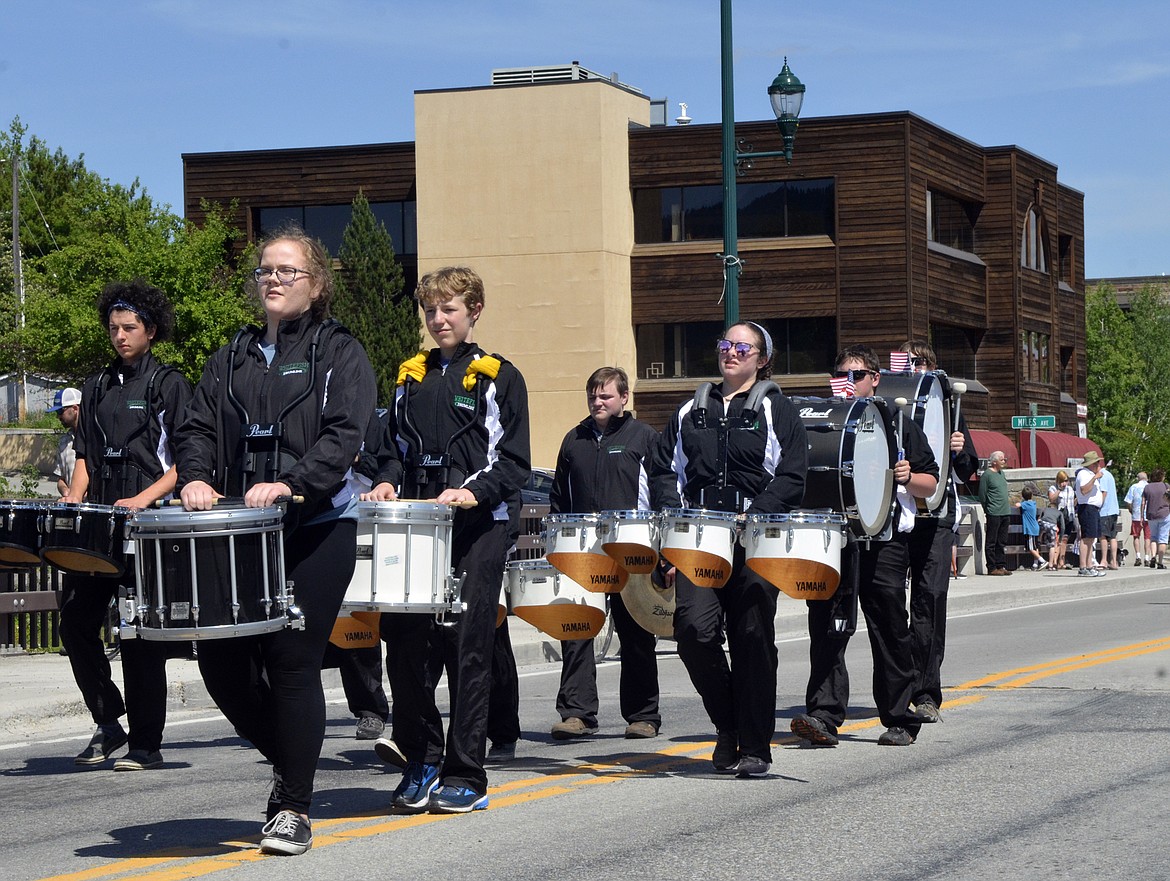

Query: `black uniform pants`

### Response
(196, 518, 356, 815)
(321, 642, 389, 721)
(486, 619, 521, 745)
(383, 507, 510, 795)
(556, 591, 660, 728)
(804, 535, 921, 736)
(907, 518, 952, 707)
(60, 571, 178, 752)
(673, 546, 778, 762)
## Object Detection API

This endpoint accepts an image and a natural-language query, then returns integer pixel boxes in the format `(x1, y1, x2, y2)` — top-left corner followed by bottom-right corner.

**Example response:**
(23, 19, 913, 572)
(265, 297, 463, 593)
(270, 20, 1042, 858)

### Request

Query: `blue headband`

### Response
(108, 300, 152, 326)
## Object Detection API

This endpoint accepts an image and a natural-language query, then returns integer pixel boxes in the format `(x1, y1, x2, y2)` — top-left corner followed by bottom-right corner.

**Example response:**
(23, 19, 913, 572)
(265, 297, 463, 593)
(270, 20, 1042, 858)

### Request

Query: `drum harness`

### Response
(688, 380, 780, 515)
(91, 363, 174, 507)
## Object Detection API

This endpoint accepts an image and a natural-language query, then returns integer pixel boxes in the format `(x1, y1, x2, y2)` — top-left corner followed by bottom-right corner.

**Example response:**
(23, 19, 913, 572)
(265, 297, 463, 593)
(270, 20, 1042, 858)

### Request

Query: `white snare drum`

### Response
(743, 511, 848, 600)
(544, 513, 627, 593)
(598, 510, 659, 574)
(127, 505, 296, 641)
(506, 559, 607, 640)
(797, 396, 897, 538)
(878, 370, 952, 512)
(658, 508, 738, 588)
(342, 501, 459, 615)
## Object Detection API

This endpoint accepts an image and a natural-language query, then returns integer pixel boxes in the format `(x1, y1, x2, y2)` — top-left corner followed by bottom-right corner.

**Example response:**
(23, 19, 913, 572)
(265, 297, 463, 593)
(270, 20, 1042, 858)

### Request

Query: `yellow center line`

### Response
(33, 636, 1168, 881)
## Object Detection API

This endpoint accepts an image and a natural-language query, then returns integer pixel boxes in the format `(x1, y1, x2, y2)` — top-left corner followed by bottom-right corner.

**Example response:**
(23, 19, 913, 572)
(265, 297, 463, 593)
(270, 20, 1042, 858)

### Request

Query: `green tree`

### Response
(1085, 282, 1170, 477)
(333, 191, 420, 406)
(0, 118, 254, 387)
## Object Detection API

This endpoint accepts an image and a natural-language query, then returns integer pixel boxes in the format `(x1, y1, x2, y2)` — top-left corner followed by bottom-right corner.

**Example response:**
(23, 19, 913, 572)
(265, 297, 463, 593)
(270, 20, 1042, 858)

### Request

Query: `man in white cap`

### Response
(48, 387, 82, 496)
(1074, 451, 1106, 577)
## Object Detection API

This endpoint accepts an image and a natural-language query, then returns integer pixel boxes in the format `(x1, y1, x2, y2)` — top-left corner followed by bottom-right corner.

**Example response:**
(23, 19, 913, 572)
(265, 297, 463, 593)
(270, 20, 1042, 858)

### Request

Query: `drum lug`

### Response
(787, 529, 794, 553)
(286, 603, 305, 630)
(74, 514, 82, 534)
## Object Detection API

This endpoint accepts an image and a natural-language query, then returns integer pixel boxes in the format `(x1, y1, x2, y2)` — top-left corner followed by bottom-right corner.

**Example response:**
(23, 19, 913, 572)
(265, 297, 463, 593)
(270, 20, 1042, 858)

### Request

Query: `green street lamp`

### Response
(719, 0, 806, 326)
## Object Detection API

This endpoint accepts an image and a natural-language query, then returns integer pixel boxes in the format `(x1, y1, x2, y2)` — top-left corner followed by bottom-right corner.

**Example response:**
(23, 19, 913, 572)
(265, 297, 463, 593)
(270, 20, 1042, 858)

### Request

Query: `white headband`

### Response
(745, 321, 773, 360)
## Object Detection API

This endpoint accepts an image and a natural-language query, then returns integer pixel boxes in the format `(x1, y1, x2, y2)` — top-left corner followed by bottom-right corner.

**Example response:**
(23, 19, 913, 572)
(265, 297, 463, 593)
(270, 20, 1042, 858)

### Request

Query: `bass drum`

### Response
(876, 370, 952, 512)
(795, 396, 896, 538)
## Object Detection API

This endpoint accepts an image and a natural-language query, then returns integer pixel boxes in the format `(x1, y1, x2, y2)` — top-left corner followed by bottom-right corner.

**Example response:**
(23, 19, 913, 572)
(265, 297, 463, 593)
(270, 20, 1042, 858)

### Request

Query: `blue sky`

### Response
(3, 1, 1167, 279)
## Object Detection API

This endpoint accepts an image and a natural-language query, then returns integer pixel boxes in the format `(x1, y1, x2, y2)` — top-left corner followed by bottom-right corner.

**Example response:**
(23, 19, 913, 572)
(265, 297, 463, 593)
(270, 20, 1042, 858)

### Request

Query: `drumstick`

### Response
(437, 498, 479, 508)
(951, 381, 968, 429)
(159, 494, 305, 507)
(893, 396, 908, 463)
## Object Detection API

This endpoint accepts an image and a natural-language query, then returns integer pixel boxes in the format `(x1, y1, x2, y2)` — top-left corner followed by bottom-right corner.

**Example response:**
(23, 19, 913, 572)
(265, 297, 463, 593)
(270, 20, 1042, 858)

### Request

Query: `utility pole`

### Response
(10, 147, 26, 420)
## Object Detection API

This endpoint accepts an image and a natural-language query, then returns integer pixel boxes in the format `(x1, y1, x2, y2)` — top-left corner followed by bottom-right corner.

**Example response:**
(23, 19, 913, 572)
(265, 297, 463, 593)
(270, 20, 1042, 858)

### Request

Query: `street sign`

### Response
(1011, 415, 1056, 430)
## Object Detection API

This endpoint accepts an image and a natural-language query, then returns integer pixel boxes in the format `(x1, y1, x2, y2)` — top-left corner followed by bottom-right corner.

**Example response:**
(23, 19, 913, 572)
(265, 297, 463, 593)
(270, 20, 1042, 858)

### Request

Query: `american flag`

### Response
(889, 351, 912, 372)
(829, 375, 855, 397)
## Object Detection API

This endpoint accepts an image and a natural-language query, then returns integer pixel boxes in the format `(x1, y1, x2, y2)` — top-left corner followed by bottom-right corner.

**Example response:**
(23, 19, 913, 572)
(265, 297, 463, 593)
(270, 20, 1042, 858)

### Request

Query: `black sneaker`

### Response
(486, 741, 516, 763)
(877, 726, 915, 746)
(790, 713, 839, 747)
(711, 730, 740, 773)
(912, 698, 942, 723)
(374, 735, 407, 769)
(355, 714, 385, 741)
(75, 725, 128, 766)
(259, 810, 312, 856)
(734, 755, 771, 778)
(113, 749, 163, 771)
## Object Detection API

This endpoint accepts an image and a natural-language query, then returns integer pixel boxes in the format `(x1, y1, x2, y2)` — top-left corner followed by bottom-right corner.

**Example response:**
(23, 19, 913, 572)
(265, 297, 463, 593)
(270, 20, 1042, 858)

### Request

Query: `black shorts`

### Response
(1077, 504, 1101, 540)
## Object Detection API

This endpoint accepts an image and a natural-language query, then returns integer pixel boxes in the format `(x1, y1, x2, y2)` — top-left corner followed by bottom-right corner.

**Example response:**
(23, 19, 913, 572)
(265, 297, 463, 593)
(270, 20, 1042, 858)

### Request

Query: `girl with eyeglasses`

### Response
(649, 320, 808, 777)
(176, 226, 377, 856)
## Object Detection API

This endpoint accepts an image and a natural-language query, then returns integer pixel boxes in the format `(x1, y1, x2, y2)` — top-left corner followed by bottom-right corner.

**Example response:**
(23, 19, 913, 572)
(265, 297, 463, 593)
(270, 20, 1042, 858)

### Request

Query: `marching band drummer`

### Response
(649, 321, 807, 777)
(791, 344, 938, 748)
(547, 366, 663, 742)
(364, 266, 530, 814)
(176, 227, 377, 856)
(898, 340, 978, 724)
(60, 279, 192, 772)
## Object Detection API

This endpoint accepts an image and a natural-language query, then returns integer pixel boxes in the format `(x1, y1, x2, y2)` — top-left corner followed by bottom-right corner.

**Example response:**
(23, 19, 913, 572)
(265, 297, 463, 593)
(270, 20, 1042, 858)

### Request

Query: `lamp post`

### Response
(719, 0, 805, 326)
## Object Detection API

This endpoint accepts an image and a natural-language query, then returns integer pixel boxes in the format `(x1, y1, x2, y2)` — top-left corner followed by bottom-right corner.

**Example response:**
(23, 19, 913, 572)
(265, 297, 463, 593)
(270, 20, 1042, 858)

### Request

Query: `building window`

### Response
(1021, 204, 1048, 272)
(927, 189, 978, 254)
(1020, 330, 1051, 383)
(636, 317, 836, 379)
(255, 201, 418, 256)
(633, 179, 835, 244)
(930, 323, 977, 379)
(1058, 234, 1074, 286)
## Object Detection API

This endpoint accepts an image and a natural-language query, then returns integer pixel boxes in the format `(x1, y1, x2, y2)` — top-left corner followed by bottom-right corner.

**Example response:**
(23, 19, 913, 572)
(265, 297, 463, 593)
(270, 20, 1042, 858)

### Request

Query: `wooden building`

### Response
(183, 73, 1085, 466)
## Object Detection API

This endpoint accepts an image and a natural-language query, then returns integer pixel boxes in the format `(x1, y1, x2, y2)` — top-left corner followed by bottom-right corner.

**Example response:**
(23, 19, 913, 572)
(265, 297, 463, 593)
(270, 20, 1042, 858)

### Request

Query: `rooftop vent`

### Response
(491, 61, 641, 93)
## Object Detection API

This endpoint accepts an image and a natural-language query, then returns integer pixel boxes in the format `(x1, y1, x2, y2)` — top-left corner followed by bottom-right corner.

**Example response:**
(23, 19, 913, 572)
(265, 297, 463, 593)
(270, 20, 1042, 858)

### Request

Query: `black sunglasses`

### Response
(831, 370, 877, 380)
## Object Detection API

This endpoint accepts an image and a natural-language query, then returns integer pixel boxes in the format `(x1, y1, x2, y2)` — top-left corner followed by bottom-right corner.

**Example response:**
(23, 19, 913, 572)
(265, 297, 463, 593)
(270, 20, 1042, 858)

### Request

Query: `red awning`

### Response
(968, 430, 1020, 469)
(1016, 431, 1103, 469)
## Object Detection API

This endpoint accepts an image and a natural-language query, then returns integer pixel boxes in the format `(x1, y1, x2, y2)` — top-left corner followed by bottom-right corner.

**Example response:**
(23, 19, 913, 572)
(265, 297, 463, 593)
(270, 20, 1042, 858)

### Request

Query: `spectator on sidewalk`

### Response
(48, 388, 81, 497)
(1124, 471, 1149, 566)
(1074, 452, 1106, 577)
(1141, 469, 1169, 570)
(978, 451, 1011, 575)
(1015, 487, 1048, 570)
(1096, 462, 1121, 569)
(1048, 471, 1077, 570)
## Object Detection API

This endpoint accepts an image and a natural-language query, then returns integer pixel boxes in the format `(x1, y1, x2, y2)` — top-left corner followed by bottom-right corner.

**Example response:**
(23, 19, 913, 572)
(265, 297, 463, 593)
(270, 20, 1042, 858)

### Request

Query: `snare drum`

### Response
(877, 370, 952, 512)
(505, 559, 607, 640)
(658, 508, 738, 588)
(743, 511, 848, 600)
(796, 397, 897, 538)
(40, 503, 132, 576)
(127, 505, 294, 640)
(544, 513, 627, 593)
(598, 510, 659, 574)
(341, 501, 459, 614)
(0, 499, 48, 566)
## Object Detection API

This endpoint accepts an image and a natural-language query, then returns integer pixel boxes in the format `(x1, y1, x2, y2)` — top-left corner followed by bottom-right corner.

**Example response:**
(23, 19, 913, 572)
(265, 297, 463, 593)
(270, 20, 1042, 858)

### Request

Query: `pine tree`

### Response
(334, 191, 421, 407)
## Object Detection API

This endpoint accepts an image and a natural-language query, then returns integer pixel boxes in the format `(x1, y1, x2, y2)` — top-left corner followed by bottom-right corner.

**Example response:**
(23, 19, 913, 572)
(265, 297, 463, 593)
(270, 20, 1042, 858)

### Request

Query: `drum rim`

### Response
(544, 513, 602, 524)
(47, 502, 132, 515)
(747, 510, 847, 525)
(661, 507, 740, 522)
(1, 499, 49, 509)
(356, 499, 452, 519)
(131, 506, 285, 531)
(876, 372, 953, 510)
(601, 509, 656, 521)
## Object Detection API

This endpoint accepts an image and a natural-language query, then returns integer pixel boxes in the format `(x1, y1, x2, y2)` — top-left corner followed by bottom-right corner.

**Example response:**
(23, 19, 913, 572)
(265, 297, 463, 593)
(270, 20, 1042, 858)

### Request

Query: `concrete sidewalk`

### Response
(2, 559, 1164, 745)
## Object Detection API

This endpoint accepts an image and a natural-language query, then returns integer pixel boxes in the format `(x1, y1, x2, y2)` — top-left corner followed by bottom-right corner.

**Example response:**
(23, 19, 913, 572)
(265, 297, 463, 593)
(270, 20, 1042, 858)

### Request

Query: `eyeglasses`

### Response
(254, 266, 311, 285)
(909, 356, 927, 367)
(832, 369, 878, 380)
(717, 339, 757, 357)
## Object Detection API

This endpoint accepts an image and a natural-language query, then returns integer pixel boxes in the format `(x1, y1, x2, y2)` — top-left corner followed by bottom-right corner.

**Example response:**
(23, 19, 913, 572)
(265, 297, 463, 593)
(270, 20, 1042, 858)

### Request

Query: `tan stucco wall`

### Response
(414, 81, 650, 467)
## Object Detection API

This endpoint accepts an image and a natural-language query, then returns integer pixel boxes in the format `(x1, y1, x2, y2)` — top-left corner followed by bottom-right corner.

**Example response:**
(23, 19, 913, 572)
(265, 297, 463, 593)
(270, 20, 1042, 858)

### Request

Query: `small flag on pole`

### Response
(829, 375, 855, 398)
(889, 351, 912, 372)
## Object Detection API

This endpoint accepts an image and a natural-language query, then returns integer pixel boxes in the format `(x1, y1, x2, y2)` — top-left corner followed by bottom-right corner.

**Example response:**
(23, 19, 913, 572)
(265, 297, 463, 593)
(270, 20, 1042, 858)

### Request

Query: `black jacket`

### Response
(382, 341, 530, 516)
(176, 314, 377, 523)
(650, 381, 808, 515)
(549, 412, 660, 515)
(74, 351, 192, 506)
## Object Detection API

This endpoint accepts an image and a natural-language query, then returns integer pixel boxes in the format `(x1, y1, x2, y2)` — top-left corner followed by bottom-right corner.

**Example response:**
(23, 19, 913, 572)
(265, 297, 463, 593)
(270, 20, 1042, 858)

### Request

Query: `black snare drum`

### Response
(127, 505, 297, 640)
(796, 397, 897, 538)
(0, 499, 48, 566)
(40, 503, 132, 576)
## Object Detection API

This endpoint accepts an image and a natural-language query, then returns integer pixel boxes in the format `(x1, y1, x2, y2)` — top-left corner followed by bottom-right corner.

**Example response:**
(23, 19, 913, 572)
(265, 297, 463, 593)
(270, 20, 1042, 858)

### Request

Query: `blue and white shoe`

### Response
(427, 785, 489, 813)
(391, 762, 441, 813)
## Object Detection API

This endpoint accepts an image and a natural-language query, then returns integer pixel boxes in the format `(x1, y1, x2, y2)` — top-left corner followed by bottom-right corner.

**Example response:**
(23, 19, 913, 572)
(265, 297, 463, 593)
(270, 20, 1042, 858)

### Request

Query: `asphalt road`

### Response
(3, 585, 1169, 881)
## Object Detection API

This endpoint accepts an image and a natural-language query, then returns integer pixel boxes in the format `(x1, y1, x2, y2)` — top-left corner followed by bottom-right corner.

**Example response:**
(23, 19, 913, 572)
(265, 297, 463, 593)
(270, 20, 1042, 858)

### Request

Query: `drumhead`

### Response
(356, 500, 453, 525)
(131, 505, 284, 537)
(876, 371, 952, 511)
